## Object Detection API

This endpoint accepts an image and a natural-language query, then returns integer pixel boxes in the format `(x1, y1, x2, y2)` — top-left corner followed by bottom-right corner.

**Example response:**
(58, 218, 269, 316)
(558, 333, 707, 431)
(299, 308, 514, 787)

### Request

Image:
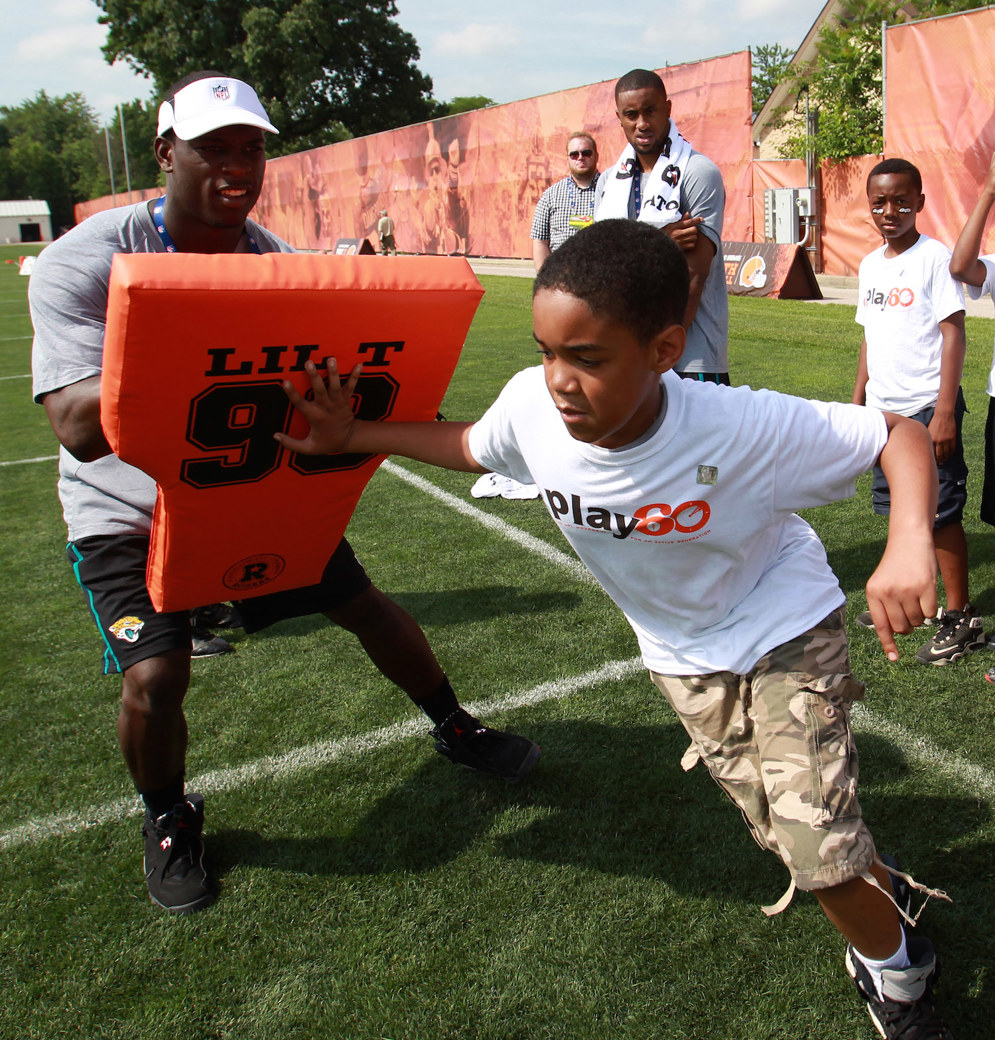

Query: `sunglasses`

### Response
(568, 149, 594, 159)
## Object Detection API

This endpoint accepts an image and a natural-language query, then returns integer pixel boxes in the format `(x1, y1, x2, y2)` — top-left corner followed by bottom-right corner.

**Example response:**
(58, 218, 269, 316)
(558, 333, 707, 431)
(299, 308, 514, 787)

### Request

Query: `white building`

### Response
(0, 200, 53, 244)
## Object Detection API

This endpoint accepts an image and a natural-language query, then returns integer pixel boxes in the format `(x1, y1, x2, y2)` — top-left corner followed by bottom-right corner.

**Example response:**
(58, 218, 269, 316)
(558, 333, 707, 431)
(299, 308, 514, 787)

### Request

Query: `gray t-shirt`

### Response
(594, 150, 729, 374)
(30, 201, 294, 541)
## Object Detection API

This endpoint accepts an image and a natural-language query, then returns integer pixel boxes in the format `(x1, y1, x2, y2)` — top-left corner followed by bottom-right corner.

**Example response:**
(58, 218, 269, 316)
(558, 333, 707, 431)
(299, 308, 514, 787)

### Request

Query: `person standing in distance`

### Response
(378, 208, 397, 255)
(530, 133, 600, 270)
(595, 68, 729, 384)
(29, 70, 540, 916)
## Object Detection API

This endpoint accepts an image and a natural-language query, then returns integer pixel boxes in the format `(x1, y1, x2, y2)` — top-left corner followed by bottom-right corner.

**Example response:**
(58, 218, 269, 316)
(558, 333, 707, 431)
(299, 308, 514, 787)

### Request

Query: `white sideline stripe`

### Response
(5, 459, 994, 852)
(0, 455, 57, 467)
(0, 336, 31, 343)
(4, 660, 994, 853)
(0, 657, 645, 852)
(851, 703, 995, 799)
(380, 459, 597, 587)
(0, 372, 31, 378)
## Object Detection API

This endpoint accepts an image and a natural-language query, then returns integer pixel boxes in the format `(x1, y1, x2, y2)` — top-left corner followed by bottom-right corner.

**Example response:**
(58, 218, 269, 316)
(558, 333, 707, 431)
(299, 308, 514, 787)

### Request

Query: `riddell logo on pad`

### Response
(544, 490, 710, 540)
(223, 554, 286, 591)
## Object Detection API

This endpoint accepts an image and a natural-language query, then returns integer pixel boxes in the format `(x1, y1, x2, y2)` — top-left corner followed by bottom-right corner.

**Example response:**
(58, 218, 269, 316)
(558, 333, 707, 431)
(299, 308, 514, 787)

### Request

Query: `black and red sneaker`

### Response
(431, 711, 539, 782)
(142, 793, 216, 914)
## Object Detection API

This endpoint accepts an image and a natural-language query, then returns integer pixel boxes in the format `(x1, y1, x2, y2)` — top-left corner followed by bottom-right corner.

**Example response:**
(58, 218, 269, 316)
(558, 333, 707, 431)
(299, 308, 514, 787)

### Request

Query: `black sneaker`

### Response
(142, 793, 216, 914)
(191, 625, 234, 659)
(431, 711, 540, 781)
(190, 603, 244, 629)
(845, 936, 953, 1039)
(914, 605, 985, 665)
(856, 609, 943, 630)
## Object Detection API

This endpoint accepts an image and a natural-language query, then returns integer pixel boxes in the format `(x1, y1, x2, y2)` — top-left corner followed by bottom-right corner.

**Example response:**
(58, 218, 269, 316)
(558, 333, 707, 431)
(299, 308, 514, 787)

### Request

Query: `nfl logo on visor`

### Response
(212, 84, 230, 102)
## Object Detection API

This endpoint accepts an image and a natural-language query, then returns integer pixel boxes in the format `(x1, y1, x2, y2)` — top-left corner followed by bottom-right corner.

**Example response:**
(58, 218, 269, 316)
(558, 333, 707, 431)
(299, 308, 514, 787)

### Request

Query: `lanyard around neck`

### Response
(151, 196, 260, 254)
(567, 176, 595, 216)
(631, 137, 672, 216)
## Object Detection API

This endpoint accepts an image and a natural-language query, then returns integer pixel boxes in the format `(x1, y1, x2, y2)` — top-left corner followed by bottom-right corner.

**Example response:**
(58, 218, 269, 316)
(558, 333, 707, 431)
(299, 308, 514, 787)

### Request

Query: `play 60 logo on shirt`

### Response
(862, 285, 915, 310)
(544, 489, 710, 541)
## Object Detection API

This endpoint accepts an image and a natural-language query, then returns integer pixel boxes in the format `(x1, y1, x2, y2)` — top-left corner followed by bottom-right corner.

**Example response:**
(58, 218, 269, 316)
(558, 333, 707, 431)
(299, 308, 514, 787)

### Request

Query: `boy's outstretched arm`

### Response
(929, 311, 966, 464)
(852, 338, 868, 406)
(950, 151, 995, 286)
(865, 412, 939, 661)
(275, 359, 489, 473)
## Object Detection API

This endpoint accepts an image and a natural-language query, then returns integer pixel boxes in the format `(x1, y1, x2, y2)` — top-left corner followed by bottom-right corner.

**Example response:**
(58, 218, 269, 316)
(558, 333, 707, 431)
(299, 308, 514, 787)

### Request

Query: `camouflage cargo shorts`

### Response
(649, 607, 877, 891)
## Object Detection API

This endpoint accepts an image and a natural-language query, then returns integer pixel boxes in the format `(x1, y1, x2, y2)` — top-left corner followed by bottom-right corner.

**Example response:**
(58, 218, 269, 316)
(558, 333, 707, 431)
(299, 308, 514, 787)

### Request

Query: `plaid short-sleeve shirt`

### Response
(530, 173, 600, 252)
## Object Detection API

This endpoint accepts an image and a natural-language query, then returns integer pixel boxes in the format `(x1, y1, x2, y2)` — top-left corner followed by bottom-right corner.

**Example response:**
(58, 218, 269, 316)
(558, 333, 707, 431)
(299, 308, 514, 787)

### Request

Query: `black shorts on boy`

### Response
(871, 389, 968, 526)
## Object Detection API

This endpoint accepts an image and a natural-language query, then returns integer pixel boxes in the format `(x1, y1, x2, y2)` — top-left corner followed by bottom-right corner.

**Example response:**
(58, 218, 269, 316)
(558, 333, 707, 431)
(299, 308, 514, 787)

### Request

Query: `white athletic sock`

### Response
(853, 928, 909, 999)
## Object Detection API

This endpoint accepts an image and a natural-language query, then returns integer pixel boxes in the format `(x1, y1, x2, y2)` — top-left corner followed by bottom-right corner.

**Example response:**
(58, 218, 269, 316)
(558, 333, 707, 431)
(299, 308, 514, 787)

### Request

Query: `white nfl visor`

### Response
(157, 77, 278, 140)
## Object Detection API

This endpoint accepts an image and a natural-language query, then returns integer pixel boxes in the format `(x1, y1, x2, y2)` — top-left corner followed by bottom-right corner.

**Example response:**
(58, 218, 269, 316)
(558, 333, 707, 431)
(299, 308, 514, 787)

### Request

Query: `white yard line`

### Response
(0, 455, 57, 467)
(0, 658, 644, 851)
(3, 461, 993, 852)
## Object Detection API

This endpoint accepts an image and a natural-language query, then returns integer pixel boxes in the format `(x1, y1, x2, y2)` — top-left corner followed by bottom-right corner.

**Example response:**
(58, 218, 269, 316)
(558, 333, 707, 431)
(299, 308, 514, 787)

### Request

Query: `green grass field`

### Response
(2, 240, 994, 1039)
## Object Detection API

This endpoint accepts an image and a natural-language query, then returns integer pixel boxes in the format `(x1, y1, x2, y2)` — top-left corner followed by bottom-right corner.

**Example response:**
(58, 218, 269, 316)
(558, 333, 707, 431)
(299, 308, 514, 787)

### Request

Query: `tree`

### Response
(94, 0, 437, 154)
(752, 43, 793, 116)
(0, 92, 109, 229)
(106, 99, 163, 194)
(779, 1, 989, 161)
(434, 96, 496, 118)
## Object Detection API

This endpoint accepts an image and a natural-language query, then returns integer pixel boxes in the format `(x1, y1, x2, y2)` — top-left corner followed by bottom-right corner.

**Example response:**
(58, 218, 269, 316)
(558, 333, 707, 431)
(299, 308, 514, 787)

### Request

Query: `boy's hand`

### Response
(927, 409, 956, 464)
(275, 358, 361, 455)
(664, 213, 702, 253)
(864, 536, 938, 661)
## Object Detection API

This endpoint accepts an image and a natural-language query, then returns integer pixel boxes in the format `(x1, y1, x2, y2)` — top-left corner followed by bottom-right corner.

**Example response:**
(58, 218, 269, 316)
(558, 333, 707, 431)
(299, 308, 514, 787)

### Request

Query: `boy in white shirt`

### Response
(277, 219, 955, 1039)
(950, 150, 995, 681)
(854, 157, 982, 666)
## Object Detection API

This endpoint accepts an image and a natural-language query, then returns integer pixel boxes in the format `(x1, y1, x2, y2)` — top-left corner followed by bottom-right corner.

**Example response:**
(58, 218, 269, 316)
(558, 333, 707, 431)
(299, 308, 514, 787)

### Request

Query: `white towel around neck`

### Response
(596, 119, 693, 228)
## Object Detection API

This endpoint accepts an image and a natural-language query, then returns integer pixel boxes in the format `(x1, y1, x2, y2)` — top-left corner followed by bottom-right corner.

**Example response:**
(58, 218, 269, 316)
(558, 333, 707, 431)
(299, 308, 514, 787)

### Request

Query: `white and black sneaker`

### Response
(845, 936, 953, 1039)
(142, 793, 216, 914)
(856, 609, 943, 630)
(914, 605, 985, 665)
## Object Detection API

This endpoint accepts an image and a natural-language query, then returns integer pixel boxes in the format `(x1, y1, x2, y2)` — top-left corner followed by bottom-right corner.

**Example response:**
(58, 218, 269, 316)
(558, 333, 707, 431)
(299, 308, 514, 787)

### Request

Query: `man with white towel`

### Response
(595, 68, 729, 384)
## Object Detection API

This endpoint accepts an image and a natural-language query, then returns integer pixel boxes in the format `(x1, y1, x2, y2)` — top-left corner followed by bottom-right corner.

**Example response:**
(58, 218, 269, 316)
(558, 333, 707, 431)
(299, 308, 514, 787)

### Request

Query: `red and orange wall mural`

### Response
(75, 8, 995, 277)
(77, 53, 754, 258)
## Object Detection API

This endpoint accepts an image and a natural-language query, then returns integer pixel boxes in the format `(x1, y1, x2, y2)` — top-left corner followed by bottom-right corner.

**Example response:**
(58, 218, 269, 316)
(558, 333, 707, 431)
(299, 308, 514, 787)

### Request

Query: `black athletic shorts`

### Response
(677, 371, 731, 385)
(67, 534, 371, 674)
(981, 396, 995, 527)
(871, 388, 968, 528)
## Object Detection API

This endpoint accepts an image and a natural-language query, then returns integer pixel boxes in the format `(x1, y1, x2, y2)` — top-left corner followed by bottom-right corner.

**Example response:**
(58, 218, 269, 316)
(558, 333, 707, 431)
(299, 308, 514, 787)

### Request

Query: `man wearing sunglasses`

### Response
(530, 133, 600, 270)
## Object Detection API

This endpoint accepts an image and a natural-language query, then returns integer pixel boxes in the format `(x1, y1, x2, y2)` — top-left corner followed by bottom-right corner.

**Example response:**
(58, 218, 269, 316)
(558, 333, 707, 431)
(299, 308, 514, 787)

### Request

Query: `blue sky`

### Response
(2, 0, 827, 124)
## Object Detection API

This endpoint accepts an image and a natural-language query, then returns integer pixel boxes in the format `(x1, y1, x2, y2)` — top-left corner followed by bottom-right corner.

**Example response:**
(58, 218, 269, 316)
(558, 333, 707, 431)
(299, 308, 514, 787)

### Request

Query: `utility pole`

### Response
(104, 127, 117, 202)
(118, 104, 133, 202)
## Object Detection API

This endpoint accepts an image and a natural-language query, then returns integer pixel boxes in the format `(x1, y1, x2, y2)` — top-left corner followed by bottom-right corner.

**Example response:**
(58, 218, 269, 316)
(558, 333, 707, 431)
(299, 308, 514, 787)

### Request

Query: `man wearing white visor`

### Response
(29, 70, 540, 916)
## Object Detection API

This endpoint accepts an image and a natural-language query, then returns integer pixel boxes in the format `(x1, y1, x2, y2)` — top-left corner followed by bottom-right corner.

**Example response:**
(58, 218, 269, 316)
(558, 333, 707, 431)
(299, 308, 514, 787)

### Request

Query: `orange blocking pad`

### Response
(101, 252, 483, 612)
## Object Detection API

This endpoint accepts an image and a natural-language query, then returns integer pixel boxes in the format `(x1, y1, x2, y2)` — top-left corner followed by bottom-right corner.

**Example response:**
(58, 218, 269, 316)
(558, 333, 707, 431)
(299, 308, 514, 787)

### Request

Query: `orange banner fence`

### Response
(76, 9, 995, 277)
(77, 53, 754, 259)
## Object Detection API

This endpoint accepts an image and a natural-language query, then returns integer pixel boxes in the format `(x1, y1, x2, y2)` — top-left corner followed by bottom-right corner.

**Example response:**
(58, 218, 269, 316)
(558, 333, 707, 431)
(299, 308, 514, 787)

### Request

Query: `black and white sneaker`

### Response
(845, 937, 953, 1039)
(142, 793, 216, 914)
(431, 711, 540, 781)
(190, 625, 234, 659)
(914, 605, 985, 665)
(856, 609, 943, 630)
